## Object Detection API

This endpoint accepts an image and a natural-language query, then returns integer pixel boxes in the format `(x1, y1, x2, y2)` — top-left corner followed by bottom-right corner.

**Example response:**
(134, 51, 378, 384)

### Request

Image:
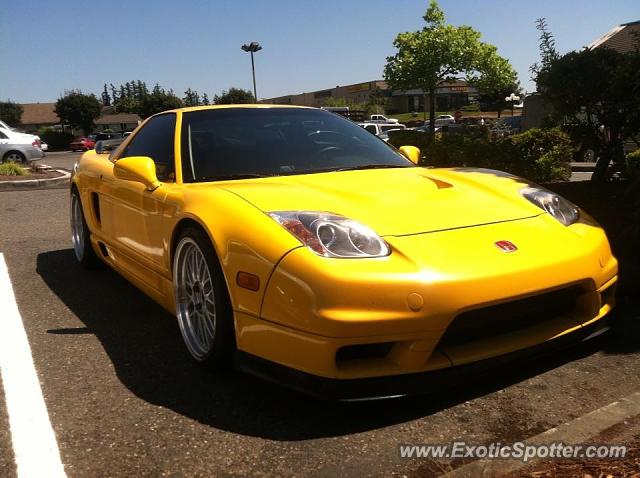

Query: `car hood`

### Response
(217, 167, 542, 236)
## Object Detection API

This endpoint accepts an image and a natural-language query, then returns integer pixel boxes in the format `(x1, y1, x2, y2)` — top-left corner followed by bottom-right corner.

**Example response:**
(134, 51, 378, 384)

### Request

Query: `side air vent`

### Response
(98, 242, 109, 257)
(91, 192, 101, 226)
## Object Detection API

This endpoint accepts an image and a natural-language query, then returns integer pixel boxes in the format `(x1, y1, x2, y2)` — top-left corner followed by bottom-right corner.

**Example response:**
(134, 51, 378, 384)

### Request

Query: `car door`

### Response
(103, 113, 177, 290)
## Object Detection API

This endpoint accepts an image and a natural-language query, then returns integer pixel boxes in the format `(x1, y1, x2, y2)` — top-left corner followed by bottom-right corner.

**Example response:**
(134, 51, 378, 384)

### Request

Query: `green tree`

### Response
(55, 91, 102, 135)
(114, 96, 140, 114)
(384, 0, 516, 131)
(530, 18, 560, 85)
(110, 83, 118, 103)
(202, 93, 210, 105)
(138, 90, 183, 118)
(469, 44, 521, 117)
(0, 101, 24, 126)
(183, 88, 201, 107)
(213, 87, 255, 104)
(101, 84, 111, 106)
(534, 31, 640, 181)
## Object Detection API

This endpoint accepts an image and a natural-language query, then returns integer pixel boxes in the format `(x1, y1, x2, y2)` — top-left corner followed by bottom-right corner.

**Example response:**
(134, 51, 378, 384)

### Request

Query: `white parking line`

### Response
(0, 253, 66, 477)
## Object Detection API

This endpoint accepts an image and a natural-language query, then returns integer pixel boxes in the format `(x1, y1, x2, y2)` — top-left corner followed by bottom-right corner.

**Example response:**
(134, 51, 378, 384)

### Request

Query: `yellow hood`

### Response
(218, 167, 542, 236)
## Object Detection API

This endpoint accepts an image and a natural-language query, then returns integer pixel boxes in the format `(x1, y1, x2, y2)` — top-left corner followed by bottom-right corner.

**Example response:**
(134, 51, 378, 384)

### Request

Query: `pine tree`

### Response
(101, 84, 111, 106)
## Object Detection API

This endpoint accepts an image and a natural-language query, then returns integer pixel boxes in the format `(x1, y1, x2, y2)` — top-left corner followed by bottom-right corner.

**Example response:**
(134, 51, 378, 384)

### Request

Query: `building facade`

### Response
(264, 80, 389, 108)
(18, 103, 140, 134)
(262, 79, 477, 114)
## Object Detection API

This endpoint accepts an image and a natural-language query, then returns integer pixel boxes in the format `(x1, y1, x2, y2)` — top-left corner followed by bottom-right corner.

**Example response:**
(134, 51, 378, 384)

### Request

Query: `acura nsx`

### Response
(70, 105, 617, 399)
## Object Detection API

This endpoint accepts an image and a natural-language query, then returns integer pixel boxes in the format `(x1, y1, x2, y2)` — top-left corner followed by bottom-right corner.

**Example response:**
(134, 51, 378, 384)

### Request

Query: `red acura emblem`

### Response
(495, 240, 518, 252)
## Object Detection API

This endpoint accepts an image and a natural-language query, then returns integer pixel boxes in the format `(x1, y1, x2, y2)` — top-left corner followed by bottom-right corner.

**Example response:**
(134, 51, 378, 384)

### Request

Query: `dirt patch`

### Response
(0, 170, 65, 181)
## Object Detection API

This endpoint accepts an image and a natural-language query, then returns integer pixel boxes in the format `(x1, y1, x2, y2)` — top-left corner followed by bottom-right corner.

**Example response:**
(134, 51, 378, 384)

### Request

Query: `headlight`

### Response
(269, 211, 390, 258)
(520, 187, 579, 226)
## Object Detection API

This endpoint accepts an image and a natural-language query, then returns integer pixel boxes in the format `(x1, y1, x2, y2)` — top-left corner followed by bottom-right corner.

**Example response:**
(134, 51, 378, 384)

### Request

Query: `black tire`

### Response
(3, 151, 26, 163)
(70, 188, 102, 269)
(173, 226, 235, 368)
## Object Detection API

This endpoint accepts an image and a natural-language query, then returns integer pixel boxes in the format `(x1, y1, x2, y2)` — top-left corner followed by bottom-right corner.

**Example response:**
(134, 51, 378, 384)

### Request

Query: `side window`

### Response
(365, 125, 377, 134)
(0, 131, 8, 139)
(122, 114, 176, 181)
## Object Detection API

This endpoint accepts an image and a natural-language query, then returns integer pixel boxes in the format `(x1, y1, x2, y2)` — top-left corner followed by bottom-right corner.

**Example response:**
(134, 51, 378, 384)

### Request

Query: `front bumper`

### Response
(236, 315, 611, 401)
(236, 215, 618, 383)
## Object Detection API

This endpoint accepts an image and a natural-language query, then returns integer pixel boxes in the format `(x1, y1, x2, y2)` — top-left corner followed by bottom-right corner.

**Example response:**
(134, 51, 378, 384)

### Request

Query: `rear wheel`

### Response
(173, 227, 235, 367)
(3, 151, 26, 163)
(70, 188, 101, 268)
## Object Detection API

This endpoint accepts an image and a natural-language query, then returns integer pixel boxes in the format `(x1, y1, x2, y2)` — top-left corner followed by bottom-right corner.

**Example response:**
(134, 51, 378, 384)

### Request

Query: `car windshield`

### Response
(180, 108, 413, 182)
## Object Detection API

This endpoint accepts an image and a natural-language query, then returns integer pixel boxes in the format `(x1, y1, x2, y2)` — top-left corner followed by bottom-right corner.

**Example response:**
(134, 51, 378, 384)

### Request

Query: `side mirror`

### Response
(114, 156, 161, 191)
(399, 145, 421, 165)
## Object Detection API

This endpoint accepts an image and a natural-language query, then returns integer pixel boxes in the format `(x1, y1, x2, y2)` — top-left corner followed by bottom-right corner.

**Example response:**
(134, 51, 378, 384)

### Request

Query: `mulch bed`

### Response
(0, 170, 64, 181)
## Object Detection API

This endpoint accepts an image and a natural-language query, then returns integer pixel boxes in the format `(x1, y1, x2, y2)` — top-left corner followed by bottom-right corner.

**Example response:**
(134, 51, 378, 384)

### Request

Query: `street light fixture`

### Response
(505, 92, 521, 117)
(241, 42, 262, 102)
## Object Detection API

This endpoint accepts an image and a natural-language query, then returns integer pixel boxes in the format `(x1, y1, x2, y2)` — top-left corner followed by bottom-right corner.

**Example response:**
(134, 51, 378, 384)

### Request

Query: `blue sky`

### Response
(1, 0, 638, 103)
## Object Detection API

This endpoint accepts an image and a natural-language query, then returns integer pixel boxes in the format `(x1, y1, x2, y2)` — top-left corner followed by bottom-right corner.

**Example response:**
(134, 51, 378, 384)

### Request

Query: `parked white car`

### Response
(359, 123, 406, 136)
(425, 115, 456, 127)
(0, 126, 42, 150)
(368, 114, 399, 124)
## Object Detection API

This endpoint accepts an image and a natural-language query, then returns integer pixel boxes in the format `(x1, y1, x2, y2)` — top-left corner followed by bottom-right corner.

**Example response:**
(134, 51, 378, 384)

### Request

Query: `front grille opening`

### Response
(336, 342, 393, 364)
(439, 285, 586, 348)
(600, 284, 616, 307)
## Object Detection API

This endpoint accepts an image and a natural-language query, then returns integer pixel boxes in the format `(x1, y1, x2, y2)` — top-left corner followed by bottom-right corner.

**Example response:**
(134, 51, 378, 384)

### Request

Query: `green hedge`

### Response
(627, 149, 640, 179)
(389, 127, 572, 183)
(39, 129, 75, 151)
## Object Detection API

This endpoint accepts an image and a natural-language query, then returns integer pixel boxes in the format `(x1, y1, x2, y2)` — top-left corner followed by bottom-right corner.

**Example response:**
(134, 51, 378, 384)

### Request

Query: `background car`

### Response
(70, 137, 96, 151)
(359, 122, 407, 136)
(0, 126, 42, 150)
(0, 142, 45, 163)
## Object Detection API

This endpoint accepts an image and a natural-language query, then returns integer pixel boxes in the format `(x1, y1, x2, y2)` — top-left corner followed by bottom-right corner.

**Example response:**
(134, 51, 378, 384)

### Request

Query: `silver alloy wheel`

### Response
(70, 193, 85, 261)
(174, 237, 217, 360)
(4, 152, 24, 163)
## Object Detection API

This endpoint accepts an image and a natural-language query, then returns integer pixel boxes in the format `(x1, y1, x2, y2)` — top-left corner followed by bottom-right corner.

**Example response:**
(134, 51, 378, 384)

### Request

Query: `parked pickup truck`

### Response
(368, 114, 399, 124)
(358, 122, 406, 137)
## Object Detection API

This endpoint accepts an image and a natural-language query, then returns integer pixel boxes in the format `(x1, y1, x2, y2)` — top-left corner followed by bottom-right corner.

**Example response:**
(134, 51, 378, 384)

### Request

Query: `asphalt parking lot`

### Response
(1, 177, 639, 476)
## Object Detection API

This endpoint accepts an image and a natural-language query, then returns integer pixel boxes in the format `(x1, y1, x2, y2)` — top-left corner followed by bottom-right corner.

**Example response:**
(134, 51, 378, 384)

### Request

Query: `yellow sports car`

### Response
(70, 105, 617, 399)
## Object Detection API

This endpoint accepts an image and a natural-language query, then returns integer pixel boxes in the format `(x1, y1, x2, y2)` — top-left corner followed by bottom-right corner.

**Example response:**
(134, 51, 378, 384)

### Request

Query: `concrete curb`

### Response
(442, 391, 640, 478)
(0, 170, 70, 191)
(570, 162, 596, 172)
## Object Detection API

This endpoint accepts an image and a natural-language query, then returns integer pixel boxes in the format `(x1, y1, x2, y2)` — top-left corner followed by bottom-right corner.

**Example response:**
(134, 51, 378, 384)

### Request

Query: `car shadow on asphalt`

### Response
(36, 248, 630, 441)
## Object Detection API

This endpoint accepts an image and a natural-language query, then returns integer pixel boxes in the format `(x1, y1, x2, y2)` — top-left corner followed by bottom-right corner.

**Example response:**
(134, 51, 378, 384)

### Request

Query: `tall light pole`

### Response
(241, 42, 262, 102)
(505, 92, 521, 117)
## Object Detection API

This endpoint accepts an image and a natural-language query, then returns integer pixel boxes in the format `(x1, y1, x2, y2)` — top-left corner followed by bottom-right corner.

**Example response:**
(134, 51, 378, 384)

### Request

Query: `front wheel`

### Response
(70, 188, 101, 268)
(173, 227, 235, 367)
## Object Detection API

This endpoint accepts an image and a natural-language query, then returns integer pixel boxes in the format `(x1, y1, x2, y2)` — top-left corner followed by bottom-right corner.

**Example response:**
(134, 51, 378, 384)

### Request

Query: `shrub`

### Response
(460, 104, 480, 112)
(0, 161, 28, 176)
(504, 127, 572, 183)
(387, 129, 433, 162)
(389, 126, 572, 183)
(626, 149, 640, 179)
(39, 129, 75, 151)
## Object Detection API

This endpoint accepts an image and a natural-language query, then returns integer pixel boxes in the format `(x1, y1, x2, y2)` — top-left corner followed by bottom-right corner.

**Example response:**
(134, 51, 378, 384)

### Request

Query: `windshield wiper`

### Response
(196, 173, 270, 182)
(334, 164, 408, 172)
